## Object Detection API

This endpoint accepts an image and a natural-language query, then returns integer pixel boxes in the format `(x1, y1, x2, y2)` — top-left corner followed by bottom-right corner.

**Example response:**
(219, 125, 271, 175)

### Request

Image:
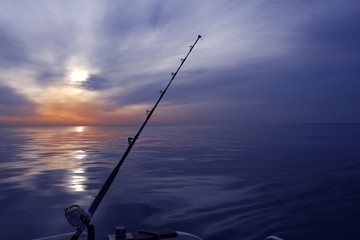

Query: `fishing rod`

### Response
(65, 35, 202, 240)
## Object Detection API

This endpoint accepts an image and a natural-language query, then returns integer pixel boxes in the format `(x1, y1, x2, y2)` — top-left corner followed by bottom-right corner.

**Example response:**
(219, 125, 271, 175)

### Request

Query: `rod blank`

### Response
(71, 35, 202, 239)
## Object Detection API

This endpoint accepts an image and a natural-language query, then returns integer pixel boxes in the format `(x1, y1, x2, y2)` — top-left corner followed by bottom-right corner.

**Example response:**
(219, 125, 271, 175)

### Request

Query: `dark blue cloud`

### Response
(297, 9, 360, 63)
(107, 76, 165, 105)
(80, 74, 112, 91)
(0, 85, 35, 116)
(36, 70, 66, 86)
(101, 1, 186, 37)
(0, 25, 29, 68)
(184, 4, 360, 124)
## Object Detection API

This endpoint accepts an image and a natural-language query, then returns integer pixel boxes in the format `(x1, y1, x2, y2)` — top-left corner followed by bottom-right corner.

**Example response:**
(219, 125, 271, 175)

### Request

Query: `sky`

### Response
(0, 0, 359, 126)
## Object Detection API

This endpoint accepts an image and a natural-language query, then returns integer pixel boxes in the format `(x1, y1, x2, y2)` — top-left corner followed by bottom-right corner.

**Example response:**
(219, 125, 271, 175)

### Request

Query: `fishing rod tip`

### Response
(198, 35, 202, 39)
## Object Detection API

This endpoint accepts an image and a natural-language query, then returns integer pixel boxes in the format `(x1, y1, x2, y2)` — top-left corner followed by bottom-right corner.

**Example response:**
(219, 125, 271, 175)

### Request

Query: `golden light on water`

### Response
(75, 126, 85, 133)
(9, 127, 92, 193)
(74, 150, 87, 160)
(73, 168, 85, 174)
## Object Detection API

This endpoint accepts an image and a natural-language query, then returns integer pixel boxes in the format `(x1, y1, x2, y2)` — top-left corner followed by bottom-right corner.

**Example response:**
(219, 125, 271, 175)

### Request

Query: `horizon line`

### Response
(1, 122, 360, 128)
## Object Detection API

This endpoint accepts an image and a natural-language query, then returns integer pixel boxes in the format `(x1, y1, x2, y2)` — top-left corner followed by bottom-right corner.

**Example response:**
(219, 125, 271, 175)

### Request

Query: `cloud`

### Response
(80, 74, 112, 91)
(0, 0, 359, 125)
(0, 25, 29, 68)
(0, 85, 35, 116)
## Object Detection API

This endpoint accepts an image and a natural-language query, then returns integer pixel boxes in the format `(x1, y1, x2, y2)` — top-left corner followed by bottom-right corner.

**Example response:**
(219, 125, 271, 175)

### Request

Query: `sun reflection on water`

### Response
(75, 126, 85, 133)
(69, 174, 86, 192)
(74, 150, 86, 160)
(4, 127, 97, 194)
(68, 150, 88, 192)
(73, 168, 85, 174)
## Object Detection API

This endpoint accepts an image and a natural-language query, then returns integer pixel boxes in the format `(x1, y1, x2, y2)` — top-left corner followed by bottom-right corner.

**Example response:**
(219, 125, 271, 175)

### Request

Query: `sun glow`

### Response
(69, 69, 89, 83)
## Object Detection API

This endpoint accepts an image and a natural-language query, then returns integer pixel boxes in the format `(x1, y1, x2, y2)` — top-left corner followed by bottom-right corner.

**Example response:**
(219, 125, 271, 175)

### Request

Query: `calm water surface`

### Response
(0, 125, 360, 240)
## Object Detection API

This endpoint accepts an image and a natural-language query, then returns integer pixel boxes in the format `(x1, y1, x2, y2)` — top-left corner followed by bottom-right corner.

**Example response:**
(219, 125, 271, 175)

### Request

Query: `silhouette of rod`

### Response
(72, 35, 201, 239)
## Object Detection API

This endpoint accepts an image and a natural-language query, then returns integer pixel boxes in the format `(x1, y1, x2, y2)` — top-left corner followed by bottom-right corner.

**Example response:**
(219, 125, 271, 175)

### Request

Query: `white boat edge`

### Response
(32, 231, 204, 240)
(33, 232, 87, 240)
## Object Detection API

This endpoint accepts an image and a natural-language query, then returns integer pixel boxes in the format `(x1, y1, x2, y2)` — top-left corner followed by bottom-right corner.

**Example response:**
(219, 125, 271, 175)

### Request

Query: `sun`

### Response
(69, 69, 89, 83)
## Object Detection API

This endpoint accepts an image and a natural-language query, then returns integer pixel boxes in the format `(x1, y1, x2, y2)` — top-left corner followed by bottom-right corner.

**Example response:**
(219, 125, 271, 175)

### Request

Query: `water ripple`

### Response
(0, 125, 360, 239)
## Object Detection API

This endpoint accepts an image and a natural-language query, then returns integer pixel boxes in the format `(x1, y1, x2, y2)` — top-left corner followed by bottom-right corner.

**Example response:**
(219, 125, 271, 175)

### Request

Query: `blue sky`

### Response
(0, 0, 359, 126)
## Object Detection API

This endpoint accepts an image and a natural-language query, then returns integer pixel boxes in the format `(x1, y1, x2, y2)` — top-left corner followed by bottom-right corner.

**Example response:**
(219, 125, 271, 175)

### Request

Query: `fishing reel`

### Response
(65, 204, 90, 228)
(65, 204, 95, 240)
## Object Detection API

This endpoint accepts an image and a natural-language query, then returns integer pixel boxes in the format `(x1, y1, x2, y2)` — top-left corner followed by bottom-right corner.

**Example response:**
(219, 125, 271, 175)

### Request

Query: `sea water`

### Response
(0, 124, 359, 240)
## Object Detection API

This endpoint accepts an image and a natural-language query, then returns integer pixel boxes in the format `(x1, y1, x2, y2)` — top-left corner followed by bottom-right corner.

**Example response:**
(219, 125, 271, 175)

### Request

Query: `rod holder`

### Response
(115, 226, 127, 240)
